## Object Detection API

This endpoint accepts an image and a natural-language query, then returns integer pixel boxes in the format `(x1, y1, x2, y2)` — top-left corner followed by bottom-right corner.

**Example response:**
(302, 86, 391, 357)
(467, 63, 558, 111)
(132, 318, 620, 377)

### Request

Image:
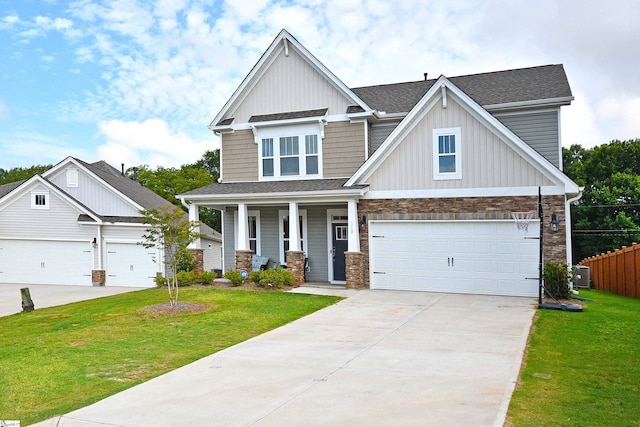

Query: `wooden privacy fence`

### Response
(579, 243, 640, 298)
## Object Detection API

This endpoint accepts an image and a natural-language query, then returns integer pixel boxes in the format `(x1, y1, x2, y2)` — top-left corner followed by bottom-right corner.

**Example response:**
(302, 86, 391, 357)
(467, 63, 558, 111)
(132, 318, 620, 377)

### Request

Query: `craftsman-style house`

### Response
(180, 29, 581, 296)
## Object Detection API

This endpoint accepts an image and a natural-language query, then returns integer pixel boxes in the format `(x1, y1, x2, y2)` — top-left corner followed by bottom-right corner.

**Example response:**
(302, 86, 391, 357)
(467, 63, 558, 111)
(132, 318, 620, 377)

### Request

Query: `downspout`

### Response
(565, 187, 584, 272)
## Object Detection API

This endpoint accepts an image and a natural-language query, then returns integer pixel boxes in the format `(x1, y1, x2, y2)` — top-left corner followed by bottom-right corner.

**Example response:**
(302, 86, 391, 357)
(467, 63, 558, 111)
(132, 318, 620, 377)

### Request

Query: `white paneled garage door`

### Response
(369, 221, 540, 297)
(0, 239, 92, 286)
(106, 243, 157, 287)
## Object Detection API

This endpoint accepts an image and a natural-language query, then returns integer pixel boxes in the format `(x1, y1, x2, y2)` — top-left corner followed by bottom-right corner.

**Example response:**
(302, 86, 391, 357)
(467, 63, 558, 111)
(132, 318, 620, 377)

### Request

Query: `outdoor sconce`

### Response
(360, 215, 367, 230)
(92, 237, 97, 248)
(550, 213, 558, 232)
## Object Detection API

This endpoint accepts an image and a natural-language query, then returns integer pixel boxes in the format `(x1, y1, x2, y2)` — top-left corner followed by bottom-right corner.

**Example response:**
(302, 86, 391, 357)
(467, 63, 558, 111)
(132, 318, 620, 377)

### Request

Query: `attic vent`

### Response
(424, 73, 428, 81)
(66, 168, 78, 187)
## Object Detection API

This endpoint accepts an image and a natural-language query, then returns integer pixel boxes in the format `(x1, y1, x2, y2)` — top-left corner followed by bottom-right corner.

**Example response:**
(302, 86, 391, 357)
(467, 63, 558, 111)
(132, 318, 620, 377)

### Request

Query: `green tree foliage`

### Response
(129, 149, 221, 232)
(0, 164, 52, 185)
(141, 205, 203, 306)
(563, 139, 640, 261)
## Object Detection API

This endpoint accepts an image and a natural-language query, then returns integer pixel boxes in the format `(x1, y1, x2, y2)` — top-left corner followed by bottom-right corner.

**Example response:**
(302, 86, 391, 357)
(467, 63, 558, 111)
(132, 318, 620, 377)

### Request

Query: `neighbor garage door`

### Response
(369, 221, 540, 297)
(0, 239, 92, 286)
(106, 243, 157, 287)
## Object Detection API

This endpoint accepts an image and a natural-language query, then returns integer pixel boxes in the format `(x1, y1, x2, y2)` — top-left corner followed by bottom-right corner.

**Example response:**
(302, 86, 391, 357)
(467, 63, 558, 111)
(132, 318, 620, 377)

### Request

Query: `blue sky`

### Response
(1, 0, 639, 170)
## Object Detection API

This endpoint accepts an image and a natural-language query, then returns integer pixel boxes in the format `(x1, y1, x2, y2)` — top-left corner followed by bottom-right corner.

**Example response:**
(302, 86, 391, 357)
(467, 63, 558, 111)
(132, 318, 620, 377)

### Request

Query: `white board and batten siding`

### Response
(47, 169, 140, 217)
(369, 220, 540, 297)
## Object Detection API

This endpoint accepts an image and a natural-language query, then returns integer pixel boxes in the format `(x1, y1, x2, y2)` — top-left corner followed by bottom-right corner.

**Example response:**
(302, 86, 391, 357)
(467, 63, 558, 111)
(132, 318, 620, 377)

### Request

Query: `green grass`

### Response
(507, 290, 640, 426)
(0, 288, 341, 425)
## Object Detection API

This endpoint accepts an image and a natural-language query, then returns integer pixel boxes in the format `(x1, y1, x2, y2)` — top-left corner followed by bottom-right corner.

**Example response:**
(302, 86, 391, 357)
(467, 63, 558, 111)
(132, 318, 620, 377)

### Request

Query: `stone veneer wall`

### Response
(235, 250, 253, 275)
(358, 195, 567, 288)
(286, 251, 305, 286)
(345, 252, 364, 289)
(92, 270, 105, 286)
(189, 249, 204, 274)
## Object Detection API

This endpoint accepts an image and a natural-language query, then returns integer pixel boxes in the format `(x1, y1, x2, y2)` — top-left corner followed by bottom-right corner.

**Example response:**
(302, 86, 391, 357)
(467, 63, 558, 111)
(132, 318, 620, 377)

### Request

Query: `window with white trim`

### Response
(433, 127, 462, 180)
(31, 191, 49, 209)
(257, 123, 323, 180)
(279, 210, 307, 264)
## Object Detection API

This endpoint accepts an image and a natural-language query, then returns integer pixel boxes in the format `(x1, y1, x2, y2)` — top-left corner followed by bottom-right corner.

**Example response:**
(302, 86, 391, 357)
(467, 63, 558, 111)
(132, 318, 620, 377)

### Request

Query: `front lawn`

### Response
(0, 287, 341, 425)
(507, 289, 640, 426)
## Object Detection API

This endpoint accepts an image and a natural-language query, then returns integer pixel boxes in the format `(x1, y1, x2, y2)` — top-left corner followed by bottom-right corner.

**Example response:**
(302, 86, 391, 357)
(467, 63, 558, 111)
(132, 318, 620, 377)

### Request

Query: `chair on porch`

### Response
(251, 255, 269, 271)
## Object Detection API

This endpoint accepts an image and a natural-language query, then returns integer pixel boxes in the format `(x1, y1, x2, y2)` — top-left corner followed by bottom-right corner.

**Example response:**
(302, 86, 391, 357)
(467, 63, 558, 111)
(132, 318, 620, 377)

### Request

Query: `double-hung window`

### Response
(257, 123, 323, 180)
(433, 127, 462, 180)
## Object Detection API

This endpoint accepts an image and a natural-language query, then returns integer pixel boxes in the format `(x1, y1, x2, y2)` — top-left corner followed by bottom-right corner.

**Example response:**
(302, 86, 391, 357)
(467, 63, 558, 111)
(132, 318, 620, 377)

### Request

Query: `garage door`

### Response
(0, 239, 92, 286)
(369, 221, 540, 297)
(106, 243, 157, 287)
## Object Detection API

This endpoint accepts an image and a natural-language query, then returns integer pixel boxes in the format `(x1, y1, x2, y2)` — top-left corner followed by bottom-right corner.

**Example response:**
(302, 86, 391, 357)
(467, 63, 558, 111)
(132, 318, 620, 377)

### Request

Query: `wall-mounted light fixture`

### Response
(360, 215, 367, 230)
(92, 237, 97, 248)
(550, 213, 558, 232)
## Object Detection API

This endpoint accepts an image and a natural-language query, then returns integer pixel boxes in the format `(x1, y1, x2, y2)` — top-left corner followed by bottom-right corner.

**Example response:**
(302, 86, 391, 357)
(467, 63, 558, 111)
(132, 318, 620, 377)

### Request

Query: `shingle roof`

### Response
(249, 108, 328, 123)
(351, 64, 572, 114)
(0, 180, 26, 198)
(76, 159, 173, 211)
(182, 178, 367, 196)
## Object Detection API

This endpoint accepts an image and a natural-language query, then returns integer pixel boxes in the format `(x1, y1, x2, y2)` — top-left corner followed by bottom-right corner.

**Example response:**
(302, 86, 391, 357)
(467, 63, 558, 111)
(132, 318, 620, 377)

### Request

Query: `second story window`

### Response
(433, 127, 462, 180)
(257, 123, 323, 181)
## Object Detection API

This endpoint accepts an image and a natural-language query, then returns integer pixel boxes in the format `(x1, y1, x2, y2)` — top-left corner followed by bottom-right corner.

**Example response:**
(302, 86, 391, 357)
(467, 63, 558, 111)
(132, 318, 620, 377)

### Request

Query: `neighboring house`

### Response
(0, 157, 221, 288)
(179, 29, 581, 297)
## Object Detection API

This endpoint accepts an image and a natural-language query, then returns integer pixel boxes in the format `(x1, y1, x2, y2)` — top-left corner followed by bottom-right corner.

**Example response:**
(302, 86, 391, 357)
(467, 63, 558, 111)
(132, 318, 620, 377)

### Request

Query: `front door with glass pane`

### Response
(332, 223, 348, 281)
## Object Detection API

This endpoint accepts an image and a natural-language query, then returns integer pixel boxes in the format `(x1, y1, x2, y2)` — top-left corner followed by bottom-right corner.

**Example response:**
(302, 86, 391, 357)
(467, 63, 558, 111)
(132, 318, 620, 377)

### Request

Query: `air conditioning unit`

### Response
(574, 266, 590, 288)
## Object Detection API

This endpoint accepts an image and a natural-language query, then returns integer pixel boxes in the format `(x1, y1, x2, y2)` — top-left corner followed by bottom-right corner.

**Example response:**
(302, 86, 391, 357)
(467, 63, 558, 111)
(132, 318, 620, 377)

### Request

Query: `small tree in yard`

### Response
(141, 205, 202, 306)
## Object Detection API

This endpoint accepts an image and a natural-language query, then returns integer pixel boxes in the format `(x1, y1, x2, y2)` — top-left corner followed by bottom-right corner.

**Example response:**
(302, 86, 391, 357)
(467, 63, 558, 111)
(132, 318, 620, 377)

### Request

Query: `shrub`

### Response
(249, 271, 261, 284)
(256, 267, 295, 289)
(175, 247, 196, 273)
(543, 261, 571, 299)
(194, 271, 218, 285)
(224, 269, 244, 286)
(175, 271, 196, 287)
(155, 276, 168, 287)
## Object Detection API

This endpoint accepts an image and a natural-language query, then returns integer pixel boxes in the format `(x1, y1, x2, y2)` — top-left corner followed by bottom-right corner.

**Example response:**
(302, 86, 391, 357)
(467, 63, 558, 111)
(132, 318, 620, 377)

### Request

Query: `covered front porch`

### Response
(179, 179, 369, 288)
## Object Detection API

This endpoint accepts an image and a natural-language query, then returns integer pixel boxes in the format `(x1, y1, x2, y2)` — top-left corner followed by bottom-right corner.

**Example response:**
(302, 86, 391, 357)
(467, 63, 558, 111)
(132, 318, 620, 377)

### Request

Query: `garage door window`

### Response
(433, 127, 462, 180)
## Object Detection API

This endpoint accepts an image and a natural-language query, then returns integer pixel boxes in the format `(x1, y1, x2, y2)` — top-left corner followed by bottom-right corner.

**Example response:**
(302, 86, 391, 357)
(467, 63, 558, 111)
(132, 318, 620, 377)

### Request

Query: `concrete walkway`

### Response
(0, 284, 145, 317)
(31, 287, 535, 427)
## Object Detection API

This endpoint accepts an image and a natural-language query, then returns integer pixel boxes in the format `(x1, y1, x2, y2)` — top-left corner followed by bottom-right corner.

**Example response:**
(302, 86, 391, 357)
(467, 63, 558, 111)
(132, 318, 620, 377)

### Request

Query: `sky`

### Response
(1, 0, 639, 170)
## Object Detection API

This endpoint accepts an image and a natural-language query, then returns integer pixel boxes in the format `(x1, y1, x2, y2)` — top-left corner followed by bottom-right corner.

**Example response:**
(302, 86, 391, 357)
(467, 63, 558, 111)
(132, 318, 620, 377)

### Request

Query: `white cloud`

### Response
(0, 131, 91, 168)
(96, 119, 216, 168)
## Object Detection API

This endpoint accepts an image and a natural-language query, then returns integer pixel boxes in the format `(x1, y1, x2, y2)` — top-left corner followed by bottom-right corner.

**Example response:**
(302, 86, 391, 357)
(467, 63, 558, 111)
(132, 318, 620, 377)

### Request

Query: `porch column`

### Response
(286, 202, 304, 285)
(346, 199, 364, 289)
(347, 199, 360, 252)
(235, 202, 253, 274)
(187, 203, 201, 249)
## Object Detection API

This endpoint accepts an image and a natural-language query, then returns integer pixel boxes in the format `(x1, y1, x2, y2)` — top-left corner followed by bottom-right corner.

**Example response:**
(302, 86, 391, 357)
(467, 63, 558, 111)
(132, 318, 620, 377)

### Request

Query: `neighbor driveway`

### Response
(0, 283, 145, 317)
(33, 288, 536, 427)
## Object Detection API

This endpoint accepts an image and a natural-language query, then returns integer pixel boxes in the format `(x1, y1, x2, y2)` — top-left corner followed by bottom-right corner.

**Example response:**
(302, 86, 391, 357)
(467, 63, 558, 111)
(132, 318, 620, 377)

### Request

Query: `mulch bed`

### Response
(138, 301, 212, 318)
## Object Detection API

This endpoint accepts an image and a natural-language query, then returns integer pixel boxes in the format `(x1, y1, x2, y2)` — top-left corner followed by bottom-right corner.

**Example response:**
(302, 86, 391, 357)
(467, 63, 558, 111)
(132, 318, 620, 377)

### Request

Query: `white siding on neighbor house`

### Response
(495, 110, 560, 168)
(229, 47, 354, 122)
(0, 184, 96, 241)
(367, 94, 554, 192)
(47, 167, 140, 216)
(202, 238, 222, 271)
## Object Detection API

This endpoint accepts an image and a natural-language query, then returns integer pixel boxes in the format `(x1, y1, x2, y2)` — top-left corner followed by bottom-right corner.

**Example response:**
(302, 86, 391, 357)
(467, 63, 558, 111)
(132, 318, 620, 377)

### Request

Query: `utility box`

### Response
(574, 266, 591, 288)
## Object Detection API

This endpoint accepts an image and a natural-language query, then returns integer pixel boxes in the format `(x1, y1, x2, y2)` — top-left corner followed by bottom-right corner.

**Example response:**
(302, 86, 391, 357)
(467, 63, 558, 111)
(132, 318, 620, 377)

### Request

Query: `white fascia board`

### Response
(0, 175, 102, 222)
(363, 185, 566, 200)
(346, 77, 448, 186)
(41, 156, 77, 178)
(483, 96, 574, 112)
(347, 76, 580, 195)
(208, 29, 373, 130)
(183, 189, 368, 206)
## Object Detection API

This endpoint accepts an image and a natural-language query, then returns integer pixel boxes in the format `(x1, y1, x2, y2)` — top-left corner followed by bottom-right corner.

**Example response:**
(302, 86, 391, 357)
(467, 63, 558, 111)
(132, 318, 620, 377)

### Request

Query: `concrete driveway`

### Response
(0, 284, 145, 317)
(31, 287, 536, 427)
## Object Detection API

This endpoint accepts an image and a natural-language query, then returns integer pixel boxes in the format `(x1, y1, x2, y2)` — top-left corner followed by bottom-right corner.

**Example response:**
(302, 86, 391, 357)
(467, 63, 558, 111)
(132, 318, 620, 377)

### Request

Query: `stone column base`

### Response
(345, 252, 364, 289)
(235, 250, 254, 276)
(92, 270, 106, 287)
(189, 248, 204, 274)
(286, 251, 305, 286)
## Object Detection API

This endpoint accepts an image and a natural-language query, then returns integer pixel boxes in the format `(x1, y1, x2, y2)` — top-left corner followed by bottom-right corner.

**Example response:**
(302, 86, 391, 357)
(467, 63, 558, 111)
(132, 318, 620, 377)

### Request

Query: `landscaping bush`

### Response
(223, 269, 245, 286)
(256, 267, 295, 289)
(193, 271, 218, 285)
(175, 271, 196, 287)
(543, 261, 571, 299)
(249, 271, 262, 284)
(154, 271, 218, 287)
(154, 276, 167, 287)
